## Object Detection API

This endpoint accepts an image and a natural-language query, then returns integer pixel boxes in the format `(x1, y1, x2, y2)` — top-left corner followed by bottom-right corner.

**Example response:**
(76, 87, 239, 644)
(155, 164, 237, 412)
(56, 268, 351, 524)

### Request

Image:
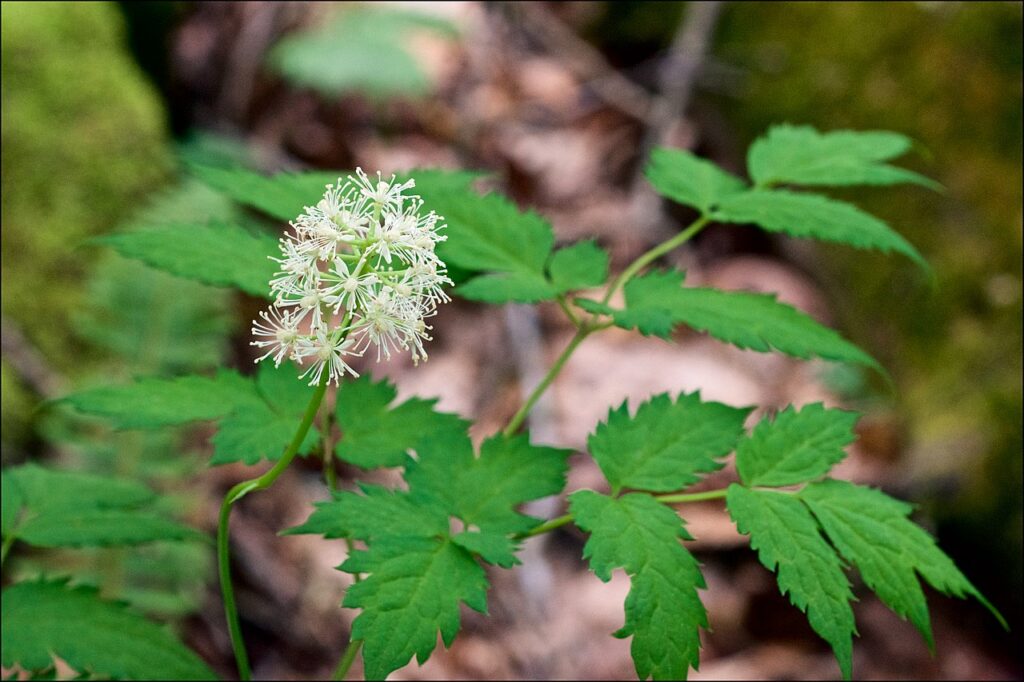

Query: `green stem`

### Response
(322, 407, 337, 492)
(654, 488, 729, 504)
(601, 215, 710, 305)
(515, 513, 574, 539)
(556, 294, 582, 328)
(218, 372, 330, 681)
(332, 639, 363, 681)
(503, 326, 592, 438)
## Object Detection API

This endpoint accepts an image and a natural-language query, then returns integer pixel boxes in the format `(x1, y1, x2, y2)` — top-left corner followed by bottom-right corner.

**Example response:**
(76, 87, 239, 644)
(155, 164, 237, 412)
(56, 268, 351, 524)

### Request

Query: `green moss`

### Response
(1, 1, 173, 375)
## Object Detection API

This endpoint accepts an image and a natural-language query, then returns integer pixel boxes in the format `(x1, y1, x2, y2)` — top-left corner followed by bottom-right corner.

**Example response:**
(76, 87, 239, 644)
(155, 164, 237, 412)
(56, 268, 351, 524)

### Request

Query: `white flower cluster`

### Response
(252, 169, 452, 385)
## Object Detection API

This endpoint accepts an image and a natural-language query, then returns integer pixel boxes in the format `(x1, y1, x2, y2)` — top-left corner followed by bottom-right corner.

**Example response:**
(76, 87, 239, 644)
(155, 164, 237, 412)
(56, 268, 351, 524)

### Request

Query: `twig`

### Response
(0, 315, 67, 398)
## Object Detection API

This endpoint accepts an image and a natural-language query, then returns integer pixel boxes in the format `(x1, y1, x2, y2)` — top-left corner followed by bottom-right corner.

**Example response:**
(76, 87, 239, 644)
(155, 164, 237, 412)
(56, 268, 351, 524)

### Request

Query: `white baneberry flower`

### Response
(251, 168, 451, 384)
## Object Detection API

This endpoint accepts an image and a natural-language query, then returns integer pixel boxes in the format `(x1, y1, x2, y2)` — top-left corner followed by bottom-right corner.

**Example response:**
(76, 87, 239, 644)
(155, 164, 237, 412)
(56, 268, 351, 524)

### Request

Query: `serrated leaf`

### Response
(5, 463, 155, 514)
(548, 240, 610, 293)
(645, 147, 747, 212)
(408, 432, 571, 535)
(62, 370, 258, 429)
(588, 392, 751, 494)
(451, 530, 520, 568)
(1, 579, 216, 680)
(583, 270, 880, 369)
(736, 403, 858, 487)
(334, 373, 469, 468)
(570, 491, 706, 681)
(430, 190, 557, 303)
(17, 510, 204, 548)
(191, 165, 480, 223)
(210, 402, 319, 465)
(97, 222, 278, 298)
(285, 484, 448, 540)
(454, 271, 556, 303)
(801, 479, 1005, 647)
(727, 485, 855, 680)
(747, 124, 939, 190)
(714, 190, 928, 270)
(342, 536, 488, 680)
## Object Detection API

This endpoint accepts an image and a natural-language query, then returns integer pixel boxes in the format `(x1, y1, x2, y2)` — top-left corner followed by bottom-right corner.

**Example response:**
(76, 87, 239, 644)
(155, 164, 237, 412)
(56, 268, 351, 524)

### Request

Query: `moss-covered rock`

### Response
(1, 1, 173, 376)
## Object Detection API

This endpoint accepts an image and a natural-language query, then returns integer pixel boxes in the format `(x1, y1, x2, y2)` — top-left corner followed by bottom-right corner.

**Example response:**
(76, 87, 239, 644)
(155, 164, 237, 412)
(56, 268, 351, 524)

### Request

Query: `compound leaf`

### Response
(62, 370, 257, 429)
(727, 485, 856, 680)
(285, 484, 448, 540)
(97, 222, 278, 298)
(713, 190, 928, 271)
(1, 579, 216, 680)
(645, 147, 747, 213)
(17, 510, 204, 548)
(588, 392, 751, 493)
(342, 536, 488, 680)
(801, 479, 1005, 648)
(548, 240, 610, 293)
(334, 373, 469, 469)
(736, 403, 858, 487)
(570, 491, 707, 681)
(747, 124, 939, 190)
(581, 270, 880, 369)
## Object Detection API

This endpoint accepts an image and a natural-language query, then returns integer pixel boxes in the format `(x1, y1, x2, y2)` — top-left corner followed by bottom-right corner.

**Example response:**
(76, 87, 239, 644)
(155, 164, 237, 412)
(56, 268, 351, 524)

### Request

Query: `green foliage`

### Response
(343, 536, 488, 681)
(588, 392, 751, 493)
(334, 374, 469, 468)
(430, 191, 557, 302)
(191, 164, 479, 223)
(713, 190, 928, 270)
(548, 240, 611, 293)
(735, 403, 858, 487)
(727, 485, 856, 680)
(1, 579, 216, 680)
(570, 491, 707, 681)
(2, 464, 203, 549)
(62, 363, 321, 465)
(62, 370, 255, 429)
(800, 480, 1006, 644)
(747, 125, 940, 189)
(97, 223, 279, 298)
(269, 6, 458, 100)
(293, 423, 570, 678)
(645, 148, 747, 213)
(578, 269, 880, 369)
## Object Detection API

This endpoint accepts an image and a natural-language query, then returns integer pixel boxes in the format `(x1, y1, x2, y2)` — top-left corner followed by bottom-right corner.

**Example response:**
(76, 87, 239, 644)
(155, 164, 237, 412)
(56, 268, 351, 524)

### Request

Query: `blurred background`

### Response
(1, 1, 1021, 679)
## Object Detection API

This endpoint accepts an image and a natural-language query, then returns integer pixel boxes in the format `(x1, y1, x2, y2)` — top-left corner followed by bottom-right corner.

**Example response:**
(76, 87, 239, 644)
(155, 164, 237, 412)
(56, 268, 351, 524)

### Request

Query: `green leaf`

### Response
(714, 190, 928, 270)
(342, 536, 488, 680)
(190, 164, 480, 223)
(1, 579, 216, 680)
(189, 165, 339, 222)
(5, 463, 155, 514)
(408, 432, 571, 535)
(1, 471, 24, 535)
(747, 124, 940, 190)
(62, 370, 257, 429)
(210, 402, 319, 465)
(727, 485, 855, 680)
(581, 269, 881, 369)
(268, 6, 457, 100)
(431, 190, 557, 303)
(334, 374, 469, 468)
(17, 510, 204, 548)
(645, 147, 747, 213)
(801, 479, 1006, 647)
(736, 403, 858, 487)
(588, 392, 751, 493)
(96, 222, 278, 298)
(570, 491, 707, 681)
(548, 240, 610, 293)
(451, 530, 520, 568)
(285, 484, 448, 540)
